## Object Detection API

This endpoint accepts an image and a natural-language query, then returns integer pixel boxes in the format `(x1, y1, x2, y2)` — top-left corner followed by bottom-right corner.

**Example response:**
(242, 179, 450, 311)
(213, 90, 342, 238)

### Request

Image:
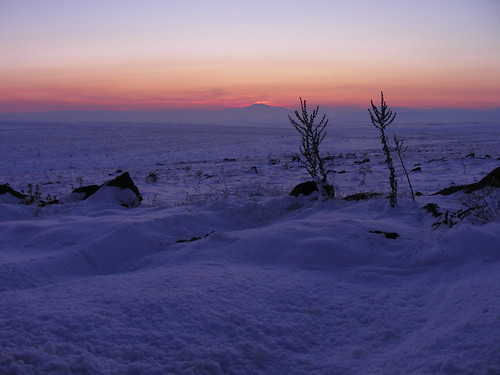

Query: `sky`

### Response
(1, 0, 499, 113)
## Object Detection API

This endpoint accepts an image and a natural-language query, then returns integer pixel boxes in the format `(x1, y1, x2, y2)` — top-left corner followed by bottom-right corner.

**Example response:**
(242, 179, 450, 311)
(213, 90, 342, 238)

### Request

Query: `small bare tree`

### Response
(288, 98, 333, 197)
(368, 91, 397, 207)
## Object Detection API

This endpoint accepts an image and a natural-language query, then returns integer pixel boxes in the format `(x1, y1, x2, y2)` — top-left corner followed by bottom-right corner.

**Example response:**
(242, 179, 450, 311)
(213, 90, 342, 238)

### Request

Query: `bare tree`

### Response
(368, 91, 397, 207)
(288, 98, 334, 197)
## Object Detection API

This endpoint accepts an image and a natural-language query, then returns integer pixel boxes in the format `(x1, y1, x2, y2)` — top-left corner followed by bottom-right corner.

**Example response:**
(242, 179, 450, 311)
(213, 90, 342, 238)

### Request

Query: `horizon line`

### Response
(2, 103, 500, 115)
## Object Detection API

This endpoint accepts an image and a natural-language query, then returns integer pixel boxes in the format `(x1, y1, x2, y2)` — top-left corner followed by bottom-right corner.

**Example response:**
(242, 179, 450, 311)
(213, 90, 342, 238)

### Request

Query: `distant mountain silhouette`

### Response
(220, 104, 290, 125)
(0, 104, 499, 126)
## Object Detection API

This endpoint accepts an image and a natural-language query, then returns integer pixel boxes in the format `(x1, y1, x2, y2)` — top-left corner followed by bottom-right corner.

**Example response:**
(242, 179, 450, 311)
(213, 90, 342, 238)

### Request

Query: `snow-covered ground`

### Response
(0, 120, 499, 375)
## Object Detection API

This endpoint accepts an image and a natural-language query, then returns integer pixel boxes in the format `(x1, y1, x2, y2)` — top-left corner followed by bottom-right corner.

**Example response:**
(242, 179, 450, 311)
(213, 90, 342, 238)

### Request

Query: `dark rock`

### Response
(415, 192, 424, 196)
(145, 172, 159, 184)
(62, 185, 99, 203)
(354, 158, 370, 164)
(176, 231, 215, 243)
(478, 167, 500, 187)
(428, 157, 446, 163)
(246, 166, 258, 174)
(434, 185, 463, 196)
(344, 192, 382, 201)
(290, 181, 318, 197)
(465, 152, 475, 158)
(412, 166, 422, 172)
(65, 172, 142, 206)
(72, 185, 100, 200)
(0, 184, 26, 200)
(369, 230, 399, 239)
(434, 166, 500, 196)
(104, 172, 142, 202)
(384, 232, 400, 239)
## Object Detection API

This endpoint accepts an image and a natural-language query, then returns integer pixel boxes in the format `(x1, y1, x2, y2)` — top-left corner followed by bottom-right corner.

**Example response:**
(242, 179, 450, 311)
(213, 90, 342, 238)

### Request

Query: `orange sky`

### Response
(1, 1, 499, 112)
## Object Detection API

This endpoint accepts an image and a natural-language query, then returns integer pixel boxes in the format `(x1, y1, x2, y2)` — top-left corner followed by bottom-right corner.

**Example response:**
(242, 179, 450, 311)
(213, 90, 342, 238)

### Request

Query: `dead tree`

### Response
(288, 98, 333, 197)
(368, 91, 397, 207)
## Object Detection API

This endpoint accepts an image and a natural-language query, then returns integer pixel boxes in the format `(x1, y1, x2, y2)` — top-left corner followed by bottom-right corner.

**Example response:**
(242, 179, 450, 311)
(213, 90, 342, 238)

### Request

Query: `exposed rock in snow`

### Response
(62, 173, 142, 207)
(246, 166, 259, 174)
(369, 229, 400, 239)
(0, 184, 25, 203)
(74, 184, 100, 199)
(104, 172, 141, 199)
(435, 166, 500, 195)
(62, 184, 100, 203)
(86, 172, 142, 207)
(290, 181, 318, 197)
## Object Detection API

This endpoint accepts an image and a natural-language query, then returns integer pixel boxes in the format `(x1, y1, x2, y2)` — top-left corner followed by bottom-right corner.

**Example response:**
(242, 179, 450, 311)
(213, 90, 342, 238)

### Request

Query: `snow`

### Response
(0, 120, 499, 374)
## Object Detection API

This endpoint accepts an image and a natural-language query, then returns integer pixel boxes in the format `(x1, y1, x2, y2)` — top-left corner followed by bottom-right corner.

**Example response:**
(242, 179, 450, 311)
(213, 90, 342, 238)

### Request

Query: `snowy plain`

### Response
(0, 119, 499, 375)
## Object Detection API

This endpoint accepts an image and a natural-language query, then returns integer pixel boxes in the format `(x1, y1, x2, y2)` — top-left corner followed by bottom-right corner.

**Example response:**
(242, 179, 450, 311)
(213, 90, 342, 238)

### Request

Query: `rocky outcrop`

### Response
(434, 167, 500, 196)
(71, 185, 100, 200)
(64, 172, 142, 207)
(0, 184, 26, 203)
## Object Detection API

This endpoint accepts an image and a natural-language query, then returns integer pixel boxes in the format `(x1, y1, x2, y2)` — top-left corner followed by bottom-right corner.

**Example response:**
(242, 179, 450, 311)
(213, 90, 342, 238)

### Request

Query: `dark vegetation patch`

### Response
(423, 203, 443, 217)
(20, 184, 59, 207)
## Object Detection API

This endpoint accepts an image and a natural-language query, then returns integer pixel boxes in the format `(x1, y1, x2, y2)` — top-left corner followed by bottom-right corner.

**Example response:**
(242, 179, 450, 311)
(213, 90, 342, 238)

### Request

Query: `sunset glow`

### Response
(1, 0, 499, 112)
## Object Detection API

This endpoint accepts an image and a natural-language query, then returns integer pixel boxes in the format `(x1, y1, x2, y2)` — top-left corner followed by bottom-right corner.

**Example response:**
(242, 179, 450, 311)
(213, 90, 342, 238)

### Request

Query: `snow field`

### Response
(0, 121, 499, 374)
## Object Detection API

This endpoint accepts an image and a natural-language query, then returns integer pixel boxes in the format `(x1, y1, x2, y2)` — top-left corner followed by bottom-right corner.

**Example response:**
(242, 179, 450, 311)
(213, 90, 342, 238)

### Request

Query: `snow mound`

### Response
(83, 185, 141, 208)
